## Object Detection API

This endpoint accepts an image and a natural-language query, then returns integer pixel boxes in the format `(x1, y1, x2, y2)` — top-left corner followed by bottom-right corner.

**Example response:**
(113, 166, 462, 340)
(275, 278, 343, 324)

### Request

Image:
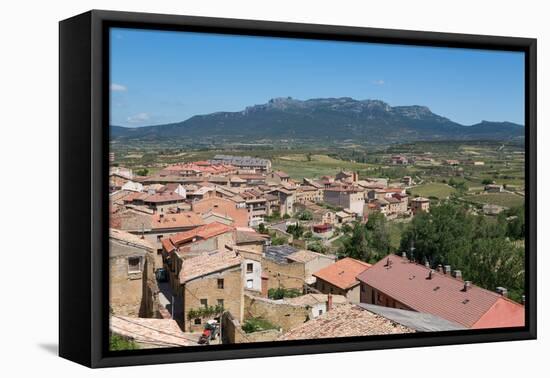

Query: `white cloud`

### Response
(373, 79, 385, 86)
(110, 83, 127, 92)
(127, 112, 150, 124)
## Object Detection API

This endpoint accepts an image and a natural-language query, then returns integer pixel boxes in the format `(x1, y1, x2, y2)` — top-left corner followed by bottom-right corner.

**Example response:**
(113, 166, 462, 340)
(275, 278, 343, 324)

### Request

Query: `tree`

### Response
(135, 168, 149, 176)
(337, 222, 374, 262)
(110, 334, 139, 351)
(365, 212, 391, 257)
(399, 201, 525, 301)
(258, 223, 268, 234)
(286, 223, 304, 239)
(298, 211, 313, 221)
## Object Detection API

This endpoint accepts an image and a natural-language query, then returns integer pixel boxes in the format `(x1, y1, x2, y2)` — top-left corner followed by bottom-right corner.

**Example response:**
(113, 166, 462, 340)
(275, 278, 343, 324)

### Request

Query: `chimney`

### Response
(444, 265, 451, 275)
(436, 264, 443, 273)
(327, 293, 333, 312)
(427, 269, 435, 280)
(424, 259, 430, 268)
(453, 270, 462, 280)
(401, 251, 407, 259)
(261, 274, 268, 297)
(463, 281, 471, 292)
(521, 295, 526, 305)
(496, 287, 508, 297)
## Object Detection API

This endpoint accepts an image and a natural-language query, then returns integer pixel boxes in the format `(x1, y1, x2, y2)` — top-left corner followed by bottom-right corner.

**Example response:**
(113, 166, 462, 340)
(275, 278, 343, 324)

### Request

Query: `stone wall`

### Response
(244, 293, 309, 332)
(222, 312, 281, 344)
(110, 241, 159, 318)
(262, 258, 305, 291)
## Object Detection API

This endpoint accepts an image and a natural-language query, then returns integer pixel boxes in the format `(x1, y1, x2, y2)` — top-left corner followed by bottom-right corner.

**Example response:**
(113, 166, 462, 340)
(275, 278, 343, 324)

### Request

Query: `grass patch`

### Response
(410, 183, 456, 199)
(272, 154, 372, 180)
(242, 317, 279, 333)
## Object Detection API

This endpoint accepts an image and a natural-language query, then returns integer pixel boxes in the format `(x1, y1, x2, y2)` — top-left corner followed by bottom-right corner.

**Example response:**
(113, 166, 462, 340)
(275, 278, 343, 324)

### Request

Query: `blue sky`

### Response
(110, 28, 525, 127)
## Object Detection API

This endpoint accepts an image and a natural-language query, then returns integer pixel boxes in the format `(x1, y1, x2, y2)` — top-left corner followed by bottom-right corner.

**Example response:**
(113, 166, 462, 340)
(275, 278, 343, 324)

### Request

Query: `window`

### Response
(318, 309, 323, 316)
(194, 318, 201, 325)
(246, 263, 254, 273)
(200, 299, 208, 308)
(217, 299, 224, 308)
(217, 279, 224, 289)
(246, 279, 253, 289)
(157, 235, 163, 241)
(128, 257, 141, 273)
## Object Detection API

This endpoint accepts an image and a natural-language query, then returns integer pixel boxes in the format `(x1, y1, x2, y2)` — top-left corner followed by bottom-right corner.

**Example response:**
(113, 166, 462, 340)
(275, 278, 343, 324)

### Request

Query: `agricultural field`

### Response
(409, 183, 456, 199)
(272, 154, 374, 180)
(466, 192, 525, 208)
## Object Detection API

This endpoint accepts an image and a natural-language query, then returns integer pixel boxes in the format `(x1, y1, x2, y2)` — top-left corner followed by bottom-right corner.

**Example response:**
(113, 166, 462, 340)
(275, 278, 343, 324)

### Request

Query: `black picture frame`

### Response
(59, 9, 537, 368)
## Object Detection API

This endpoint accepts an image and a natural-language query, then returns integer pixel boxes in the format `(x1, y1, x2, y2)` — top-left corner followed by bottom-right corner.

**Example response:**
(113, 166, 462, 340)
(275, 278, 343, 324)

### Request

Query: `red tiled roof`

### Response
(170, 222, 234, 246)
(356, 255, 524, 328)
(151, 212, 204, 230)
(313, 258, 372, 290)
(144, 191, 185, 203)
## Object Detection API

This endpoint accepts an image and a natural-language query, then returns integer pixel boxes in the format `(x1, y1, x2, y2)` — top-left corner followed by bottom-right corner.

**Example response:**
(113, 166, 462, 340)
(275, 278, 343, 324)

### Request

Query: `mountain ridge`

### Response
(111, 97, 524, 143)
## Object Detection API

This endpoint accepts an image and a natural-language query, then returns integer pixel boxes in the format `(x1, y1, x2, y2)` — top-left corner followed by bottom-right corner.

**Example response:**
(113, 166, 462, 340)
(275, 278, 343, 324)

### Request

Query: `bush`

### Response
(110, 334, 139, 351)
(268, 287, 302, 300)
(242, 317, 278, 333)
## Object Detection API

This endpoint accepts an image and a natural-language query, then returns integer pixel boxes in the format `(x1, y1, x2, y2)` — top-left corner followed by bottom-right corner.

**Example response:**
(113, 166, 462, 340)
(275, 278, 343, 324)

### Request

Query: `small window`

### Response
(246, 279, 253, 289)
(217, 299, 224, 307)
(200, 299, 208, 308)
(246, 263, 254, 273)
(128, 257, 141, 273)
(194, 318, 201, 325)
(217, 279, 224, 289)
(318, 309, 323, 316)
(157, 235, 163, 241)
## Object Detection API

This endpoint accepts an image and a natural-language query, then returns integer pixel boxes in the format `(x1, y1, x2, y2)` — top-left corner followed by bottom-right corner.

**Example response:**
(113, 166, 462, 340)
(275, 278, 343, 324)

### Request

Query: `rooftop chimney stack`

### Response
(327, 293, 333, 312)
(463, 281, 471, 292)
(444, 265, 451, 275)
(496, 287, 508, 297)
(424, 260, 430, 268)
(436, 264, 443, 273)
(428, 269, 435, 280)
(453, 270, 462, 280)
(521, 295, 526, 305)
(401, 251, 407, 260)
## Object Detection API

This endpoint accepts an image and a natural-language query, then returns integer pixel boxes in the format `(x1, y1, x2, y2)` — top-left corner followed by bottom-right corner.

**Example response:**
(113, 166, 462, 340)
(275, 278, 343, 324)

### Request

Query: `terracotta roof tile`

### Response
(110, 316, 191, 347)
(279, 304, 413, 340)
(313, 258, 372, 290)
(151, 212, 204, 230)
(356, 254, 524, 328)
(170, 222, 234, 246)
(179, 250, 242, 283)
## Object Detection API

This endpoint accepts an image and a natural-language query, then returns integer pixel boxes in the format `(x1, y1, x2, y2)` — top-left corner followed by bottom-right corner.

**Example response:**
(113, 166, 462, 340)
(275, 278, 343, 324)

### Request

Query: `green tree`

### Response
(286, 223, 304, 239)
(110, 334, 139, 351)
(365, 212, 391, 257)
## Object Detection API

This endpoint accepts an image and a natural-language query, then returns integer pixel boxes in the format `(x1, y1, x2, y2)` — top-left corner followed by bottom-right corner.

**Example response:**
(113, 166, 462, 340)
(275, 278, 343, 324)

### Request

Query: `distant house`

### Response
(268, 170, 291, 184)
(391, 155, 409, 165)
(178, 250, 244, 332)
(109, 229, 159, 318)
(286, 249, 336, 285)
(335, 170, 358, 183)
(485, 184, 504, 193)
(411, 197, 430, 215)
(401, 176, 414, 186)
(444, 159, 460, 166)
(335, 209, 356, 224)
(121, 180, 144, 193)
(236, 229, 270, 254)
(313, 257, 372, 303)
(323, 188, 365, 215)
(295, 185, 324, 204)
(356, 254, 525, 329)
(268, 188, 295, 217)
(209, 155, 272, 173)
(483, 204, 506, 216)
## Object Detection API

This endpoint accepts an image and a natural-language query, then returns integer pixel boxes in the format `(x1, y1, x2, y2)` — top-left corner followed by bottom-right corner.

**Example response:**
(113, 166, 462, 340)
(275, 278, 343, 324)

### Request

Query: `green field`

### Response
(272, 154, 373, 180)
(410, 183, 456, 199)
(466, 192, 524, 208)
